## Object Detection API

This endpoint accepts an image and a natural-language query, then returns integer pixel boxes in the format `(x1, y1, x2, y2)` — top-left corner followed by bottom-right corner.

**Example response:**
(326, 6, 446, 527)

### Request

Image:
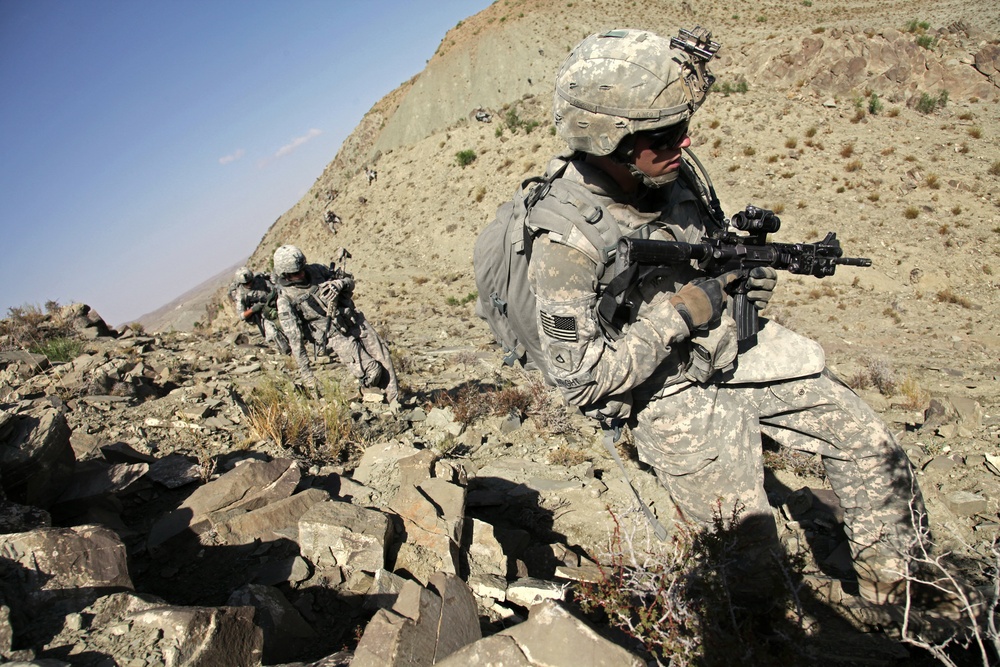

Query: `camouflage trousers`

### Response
(326, 312, 399, 404)
(260, 319, 290, 355)
(631, 369, 925, 587)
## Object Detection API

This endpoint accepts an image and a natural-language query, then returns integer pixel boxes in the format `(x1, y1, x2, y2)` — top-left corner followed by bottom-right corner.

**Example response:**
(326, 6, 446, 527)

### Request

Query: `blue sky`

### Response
(0, 0, 493, 326)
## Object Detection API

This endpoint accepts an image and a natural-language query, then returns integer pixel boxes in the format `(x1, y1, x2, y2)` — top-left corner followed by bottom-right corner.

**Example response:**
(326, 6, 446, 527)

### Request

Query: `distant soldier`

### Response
(325, 210, 342, 234)
(272, 245, 398, 403)
(232, 267, 290, 355)
(365, 167, 377, 186)
(474, 109, 492, 123)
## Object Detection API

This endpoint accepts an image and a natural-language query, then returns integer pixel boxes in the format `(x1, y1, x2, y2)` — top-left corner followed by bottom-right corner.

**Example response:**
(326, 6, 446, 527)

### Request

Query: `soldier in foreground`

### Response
(479, 28, 978, 629)
(231, 267, 290, 355)
(272, 245, 398, 404)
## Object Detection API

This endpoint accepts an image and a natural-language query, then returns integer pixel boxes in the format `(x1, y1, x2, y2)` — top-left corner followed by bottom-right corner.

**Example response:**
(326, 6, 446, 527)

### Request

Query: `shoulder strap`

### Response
(524, 169, 623, 280)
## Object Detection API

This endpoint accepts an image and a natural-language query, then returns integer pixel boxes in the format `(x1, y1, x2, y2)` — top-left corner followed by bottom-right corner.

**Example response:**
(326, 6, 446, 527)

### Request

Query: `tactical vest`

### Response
(474, 150, 725, 383)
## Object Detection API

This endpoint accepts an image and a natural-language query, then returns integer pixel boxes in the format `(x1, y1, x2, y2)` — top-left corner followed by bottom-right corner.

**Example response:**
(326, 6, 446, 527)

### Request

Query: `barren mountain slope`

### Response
(3, 1, 998, 664)
(240, 0, 999, 408)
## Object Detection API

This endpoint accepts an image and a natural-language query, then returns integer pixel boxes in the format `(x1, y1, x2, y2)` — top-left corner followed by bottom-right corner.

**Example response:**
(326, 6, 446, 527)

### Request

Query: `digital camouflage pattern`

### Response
(526, 153, 925, 589)
(275, 263, 398, 403)
(554, 29, 708, 158)
(231, 273, 289, 355)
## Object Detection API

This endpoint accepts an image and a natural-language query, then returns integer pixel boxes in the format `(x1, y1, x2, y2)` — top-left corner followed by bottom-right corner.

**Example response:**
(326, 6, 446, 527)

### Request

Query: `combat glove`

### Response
(746, 267, 778, 310)
(669, 272, 739, 332)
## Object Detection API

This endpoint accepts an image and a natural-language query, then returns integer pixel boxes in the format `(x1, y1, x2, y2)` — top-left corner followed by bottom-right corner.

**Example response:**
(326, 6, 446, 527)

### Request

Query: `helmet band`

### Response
(555, 84, 690, 121)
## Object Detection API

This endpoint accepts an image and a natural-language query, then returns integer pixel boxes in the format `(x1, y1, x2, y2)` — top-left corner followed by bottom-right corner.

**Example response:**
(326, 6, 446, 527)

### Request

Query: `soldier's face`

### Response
(631, 132, 691, 181)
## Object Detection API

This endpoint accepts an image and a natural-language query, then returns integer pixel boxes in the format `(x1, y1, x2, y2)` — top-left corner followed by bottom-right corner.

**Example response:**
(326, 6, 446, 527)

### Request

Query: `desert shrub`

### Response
(898, 376, 930, 410)
(868, 93, 884, 115)
(31, 337, 83, 363)
(715, 79, 749, 95)
(904, 206, 920, 219)
(246, 375, 356, 463)
(936, 288, 972, 308)
(1, 304, 48, 350)
(438, 376, 570, 433)
(548, 443, 589, 467)
(503, 108, 541, 134)
(0, 303, 78, 354)
(455, 149, 477, 167)
(915, 34, 936, 50)
(849, 355, 899, 395)
(445, 292, 477, 306)
(575, 504, 808, 666)
(916, 91, 949, 114)
(763, 446, 825, 478)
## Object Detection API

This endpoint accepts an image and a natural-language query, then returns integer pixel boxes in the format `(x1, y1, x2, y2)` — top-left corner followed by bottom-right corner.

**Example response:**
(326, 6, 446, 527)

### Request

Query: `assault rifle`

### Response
(614, 205, 871, 341)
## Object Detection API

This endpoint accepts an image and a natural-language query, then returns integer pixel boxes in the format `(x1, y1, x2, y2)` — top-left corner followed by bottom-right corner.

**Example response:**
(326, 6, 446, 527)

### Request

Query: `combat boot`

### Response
(857, 572, 987, 642)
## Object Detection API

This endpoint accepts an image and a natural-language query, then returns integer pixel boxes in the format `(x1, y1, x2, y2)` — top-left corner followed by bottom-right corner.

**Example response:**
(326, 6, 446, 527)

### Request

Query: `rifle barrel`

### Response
(836, 257, 872, 267)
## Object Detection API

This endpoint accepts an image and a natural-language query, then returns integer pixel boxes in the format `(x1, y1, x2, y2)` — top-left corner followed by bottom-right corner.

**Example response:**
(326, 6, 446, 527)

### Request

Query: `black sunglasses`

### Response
(642, 121, 690, 151)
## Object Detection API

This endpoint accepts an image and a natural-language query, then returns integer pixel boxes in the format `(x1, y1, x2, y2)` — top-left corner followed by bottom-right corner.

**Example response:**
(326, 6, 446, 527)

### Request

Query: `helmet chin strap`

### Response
(612, 137, 681, 189)
(626, 162, 680, 188)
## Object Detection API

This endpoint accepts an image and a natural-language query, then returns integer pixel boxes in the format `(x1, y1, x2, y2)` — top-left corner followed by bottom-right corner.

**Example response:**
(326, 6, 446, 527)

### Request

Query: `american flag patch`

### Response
(540, 311, 578, 342)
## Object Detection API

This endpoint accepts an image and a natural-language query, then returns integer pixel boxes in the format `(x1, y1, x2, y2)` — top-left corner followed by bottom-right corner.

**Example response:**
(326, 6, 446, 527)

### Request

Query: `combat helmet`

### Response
(234, 267, 253, 284)
(553, 28, 719, 158)
(273, 245, 306, 276)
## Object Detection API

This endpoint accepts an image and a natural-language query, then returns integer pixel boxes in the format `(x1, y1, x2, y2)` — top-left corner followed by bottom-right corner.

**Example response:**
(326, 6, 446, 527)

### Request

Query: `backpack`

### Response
(473, 159, 624, 383)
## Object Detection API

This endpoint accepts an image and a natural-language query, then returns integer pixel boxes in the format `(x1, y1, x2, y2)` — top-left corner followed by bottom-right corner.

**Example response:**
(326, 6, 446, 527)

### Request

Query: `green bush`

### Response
(915, 90, 948, 114)
(30, 336, 83, 362)
(446, 292, 478, 307)
(455, 149, 477, 167)
(867, 92, 884, 115)
(715, 80, 749, 96)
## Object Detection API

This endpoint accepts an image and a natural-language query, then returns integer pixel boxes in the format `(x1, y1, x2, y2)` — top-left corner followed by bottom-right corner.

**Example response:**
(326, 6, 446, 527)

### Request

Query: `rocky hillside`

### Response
(3, 0, 1000, 664)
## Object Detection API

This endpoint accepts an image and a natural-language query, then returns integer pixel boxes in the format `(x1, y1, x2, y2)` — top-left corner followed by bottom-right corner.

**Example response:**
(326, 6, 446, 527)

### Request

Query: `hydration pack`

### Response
(473, 159, 623, 383)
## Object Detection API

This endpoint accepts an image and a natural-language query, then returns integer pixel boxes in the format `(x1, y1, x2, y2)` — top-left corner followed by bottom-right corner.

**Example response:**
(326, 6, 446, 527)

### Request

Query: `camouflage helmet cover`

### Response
(273, 245, 306, 276)
(554, 29, 714, 156)
(234, 267, 253, 284)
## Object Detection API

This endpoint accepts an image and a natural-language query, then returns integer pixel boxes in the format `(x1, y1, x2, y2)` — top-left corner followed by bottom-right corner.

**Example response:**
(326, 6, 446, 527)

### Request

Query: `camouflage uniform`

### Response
(232, 273, 290, 355)
(275, 263, 398, 403)
(528, 155, 922, 587)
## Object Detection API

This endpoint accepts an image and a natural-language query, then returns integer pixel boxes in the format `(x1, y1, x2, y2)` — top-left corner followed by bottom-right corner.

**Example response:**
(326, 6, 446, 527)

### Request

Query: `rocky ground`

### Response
(5, 0, 1000, 665)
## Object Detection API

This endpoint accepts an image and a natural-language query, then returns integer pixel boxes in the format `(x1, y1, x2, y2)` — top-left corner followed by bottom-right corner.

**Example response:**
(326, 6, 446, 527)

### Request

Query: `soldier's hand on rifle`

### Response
(670, 271, 739, 332)
(746, 267, 778, 310)
(242, 304, 261, 320)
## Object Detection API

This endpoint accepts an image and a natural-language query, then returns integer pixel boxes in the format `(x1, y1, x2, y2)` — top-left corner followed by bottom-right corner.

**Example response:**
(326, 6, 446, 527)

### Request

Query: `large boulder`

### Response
(0, 405, 75, 509)
(0, 525, 132, 649)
